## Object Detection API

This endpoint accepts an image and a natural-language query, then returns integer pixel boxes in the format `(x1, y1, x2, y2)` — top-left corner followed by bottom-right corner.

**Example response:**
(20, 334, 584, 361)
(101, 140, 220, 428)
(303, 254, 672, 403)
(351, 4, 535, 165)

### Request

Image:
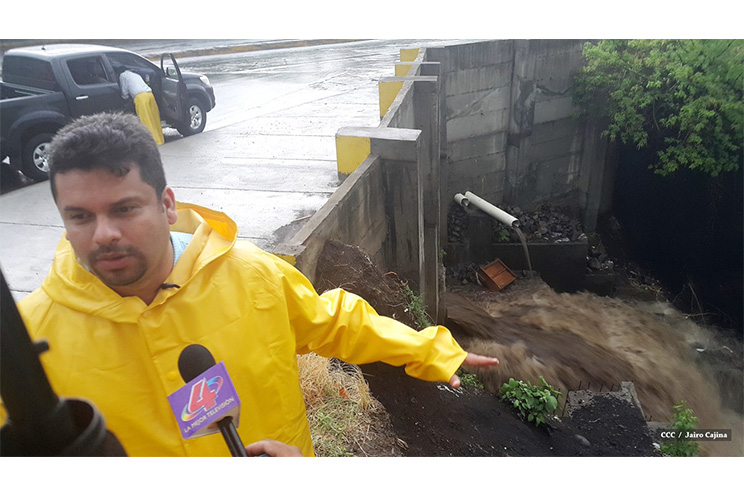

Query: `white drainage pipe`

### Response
(454, 191, 520, 228)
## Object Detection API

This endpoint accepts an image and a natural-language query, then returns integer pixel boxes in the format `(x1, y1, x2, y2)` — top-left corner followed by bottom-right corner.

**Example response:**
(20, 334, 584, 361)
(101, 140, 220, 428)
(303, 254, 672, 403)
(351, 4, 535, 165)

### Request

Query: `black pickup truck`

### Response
(1, 44, 216, 180)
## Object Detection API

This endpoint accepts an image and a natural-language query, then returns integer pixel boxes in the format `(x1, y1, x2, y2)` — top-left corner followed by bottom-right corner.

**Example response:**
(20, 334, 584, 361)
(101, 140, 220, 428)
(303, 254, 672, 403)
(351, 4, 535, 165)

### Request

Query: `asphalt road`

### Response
(0, 39, 466, 300)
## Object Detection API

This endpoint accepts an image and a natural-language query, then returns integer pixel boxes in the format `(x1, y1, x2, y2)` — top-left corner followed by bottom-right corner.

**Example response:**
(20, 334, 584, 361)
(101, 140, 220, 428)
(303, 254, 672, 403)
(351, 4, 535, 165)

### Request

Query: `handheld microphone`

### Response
(168, 344, 247, 457)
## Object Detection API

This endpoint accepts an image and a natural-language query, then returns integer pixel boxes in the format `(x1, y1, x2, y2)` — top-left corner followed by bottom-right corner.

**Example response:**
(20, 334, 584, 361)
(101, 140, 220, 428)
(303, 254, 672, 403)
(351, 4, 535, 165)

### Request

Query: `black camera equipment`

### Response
(0, 268, 126, 456)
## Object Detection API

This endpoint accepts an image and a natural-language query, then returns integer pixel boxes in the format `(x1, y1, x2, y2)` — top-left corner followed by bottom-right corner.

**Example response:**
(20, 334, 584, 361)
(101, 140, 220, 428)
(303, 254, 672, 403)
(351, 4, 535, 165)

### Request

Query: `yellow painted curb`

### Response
(378, 80, 405, 118)
(400, 48, 420, 62)
(336, 135, 371, 175)
(395, 63, 414, 77)
(273, 253, 297, 266)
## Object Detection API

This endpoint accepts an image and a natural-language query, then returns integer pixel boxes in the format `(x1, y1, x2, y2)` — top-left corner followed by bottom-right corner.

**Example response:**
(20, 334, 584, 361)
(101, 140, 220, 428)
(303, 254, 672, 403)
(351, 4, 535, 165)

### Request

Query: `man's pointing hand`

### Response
(449, 353, 500, 388)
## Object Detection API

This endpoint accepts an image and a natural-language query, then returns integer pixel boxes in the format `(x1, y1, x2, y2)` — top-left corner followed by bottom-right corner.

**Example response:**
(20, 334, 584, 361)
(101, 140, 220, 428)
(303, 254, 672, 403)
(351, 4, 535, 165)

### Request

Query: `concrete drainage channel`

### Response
(445, 196, 616, 296)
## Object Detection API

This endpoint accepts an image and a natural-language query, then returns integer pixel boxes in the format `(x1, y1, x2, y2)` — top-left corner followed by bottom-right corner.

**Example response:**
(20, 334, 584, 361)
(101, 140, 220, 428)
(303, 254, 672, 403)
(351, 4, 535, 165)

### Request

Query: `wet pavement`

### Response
(0, 39, 468, 300)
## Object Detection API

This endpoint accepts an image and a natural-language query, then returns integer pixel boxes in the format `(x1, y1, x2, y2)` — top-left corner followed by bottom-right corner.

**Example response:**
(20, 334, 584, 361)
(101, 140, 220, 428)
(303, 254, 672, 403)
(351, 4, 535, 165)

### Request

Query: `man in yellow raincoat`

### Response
(4, 113, 499, 457)
(118, 68, 165, 146)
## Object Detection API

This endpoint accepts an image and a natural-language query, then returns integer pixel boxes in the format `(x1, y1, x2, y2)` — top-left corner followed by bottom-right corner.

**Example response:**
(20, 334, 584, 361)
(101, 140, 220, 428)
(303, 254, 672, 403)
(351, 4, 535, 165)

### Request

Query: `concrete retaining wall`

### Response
(276, 153, 389, 278)
(276, 40, 616, 322)
(277, 49, 443, 318)
(426, 39, 614, 232)
(277, 125, 424, 275)
(427, 40, 514, 208)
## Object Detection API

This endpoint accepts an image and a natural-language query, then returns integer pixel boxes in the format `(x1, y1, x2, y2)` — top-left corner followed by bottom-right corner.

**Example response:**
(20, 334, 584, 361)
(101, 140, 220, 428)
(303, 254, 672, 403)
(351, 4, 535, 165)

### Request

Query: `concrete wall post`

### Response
(412, 74, 442, 323)
(419, 61, 448, 249)
(368, 129, 423, 287)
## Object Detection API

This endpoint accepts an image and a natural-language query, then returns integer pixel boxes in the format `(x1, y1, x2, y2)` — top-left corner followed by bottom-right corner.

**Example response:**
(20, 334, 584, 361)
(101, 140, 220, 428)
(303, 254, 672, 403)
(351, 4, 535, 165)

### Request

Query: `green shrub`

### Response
(499, 377, 563, 427)
(573, 40, 743, 177)
(660, 401, 700, 457)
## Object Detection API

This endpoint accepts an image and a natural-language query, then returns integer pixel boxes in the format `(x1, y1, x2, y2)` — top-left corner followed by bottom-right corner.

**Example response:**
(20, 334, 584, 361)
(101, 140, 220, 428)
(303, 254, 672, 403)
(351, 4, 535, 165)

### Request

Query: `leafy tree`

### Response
(573, 39, 743, 177)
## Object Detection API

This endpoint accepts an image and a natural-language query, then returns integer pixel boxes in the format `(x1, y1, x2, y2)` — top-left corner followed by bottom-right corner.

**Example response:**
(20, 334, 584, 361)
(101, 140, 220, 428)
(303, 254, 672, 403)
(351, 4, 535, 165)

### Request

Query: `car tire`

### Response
(21, 133, 54, 181)
(177, 97, 207, 136)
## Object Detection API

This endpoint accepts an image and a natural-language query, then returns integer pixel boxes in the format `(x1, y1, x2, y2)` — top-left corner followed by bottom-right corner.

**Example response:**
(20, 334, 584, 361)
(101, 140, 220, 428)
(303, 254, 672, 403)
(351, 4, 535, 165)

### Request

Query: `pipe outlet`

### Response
(456, 191, 520, 228)
(454, 193, 469, 207)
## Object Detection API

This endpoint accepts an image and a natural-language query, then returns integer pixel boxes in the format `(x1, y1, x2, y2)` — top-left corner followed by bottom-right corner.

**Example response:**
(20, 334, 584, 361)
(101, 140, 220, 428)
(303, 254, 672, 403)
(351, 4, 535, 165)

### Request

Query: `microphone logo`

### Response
(181, 376, 224, 422)
(167, 362, 242, 439)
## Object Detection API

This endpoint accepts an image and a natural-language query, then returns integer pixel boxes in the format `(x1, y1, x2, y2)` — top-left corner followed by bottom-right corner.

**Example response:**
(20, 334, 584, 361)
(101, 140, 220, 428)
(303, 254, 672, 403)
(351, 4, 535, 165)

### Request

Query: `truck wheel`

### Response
(177, 98, 207, 136)
(21, 133, 54, 181)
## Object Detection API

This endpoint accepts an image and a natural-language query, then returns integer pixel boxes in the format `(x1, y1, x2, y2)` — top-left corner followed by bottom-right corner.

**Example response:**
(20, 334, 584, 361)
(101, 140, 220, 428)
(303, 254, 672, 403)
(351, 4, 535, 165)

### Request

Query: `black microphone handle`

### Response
(216, 416, 248, 457)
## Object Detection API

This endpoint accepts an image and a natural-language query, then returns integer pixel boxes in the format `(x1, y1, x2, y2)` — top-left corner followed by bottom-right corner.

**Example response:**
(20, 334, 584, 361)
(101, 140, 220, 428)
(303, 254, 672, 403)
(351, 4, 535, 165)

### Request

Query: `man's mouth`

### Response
(92, 252, 131, 271)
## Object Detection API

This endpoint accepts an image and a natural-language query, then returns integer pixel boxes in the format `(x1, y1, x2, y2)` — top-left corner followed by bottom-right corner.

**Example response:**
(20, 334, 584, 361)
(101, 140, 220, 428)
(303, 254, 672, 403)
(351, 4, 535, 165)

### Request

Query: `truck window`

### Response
(106, 52, 156, 71)
(1, 56, 57, 90)
(67, 57, 111, 86)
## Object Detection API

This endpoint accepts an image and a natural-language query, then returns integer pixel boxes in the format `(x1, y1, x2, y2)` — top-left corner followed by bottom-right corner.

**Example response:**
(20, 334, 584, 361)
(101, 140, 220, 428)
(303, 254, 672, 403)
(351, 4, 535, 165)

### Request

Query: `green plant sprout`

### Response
(456, 368, 484, 389)
(499, 377, 563, 427)
(439, 249, 447, 262)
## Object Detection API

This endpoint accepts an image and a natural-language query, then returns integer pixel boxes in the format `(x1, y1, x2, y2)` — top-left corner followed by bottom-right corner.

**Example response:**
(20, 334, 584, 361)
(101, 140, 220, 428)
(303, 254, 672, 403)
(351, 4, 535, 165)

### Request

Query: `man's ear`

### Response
(162, 187, 178, 225)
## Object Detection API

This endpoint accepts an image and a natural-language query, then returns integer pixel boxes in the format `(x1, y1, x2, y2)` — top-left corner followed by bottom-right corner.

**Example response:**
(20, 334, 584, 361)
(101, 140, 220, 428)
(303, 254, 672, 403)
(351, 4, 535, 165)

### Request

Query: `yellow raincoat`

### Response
(4, 203, 467, 456)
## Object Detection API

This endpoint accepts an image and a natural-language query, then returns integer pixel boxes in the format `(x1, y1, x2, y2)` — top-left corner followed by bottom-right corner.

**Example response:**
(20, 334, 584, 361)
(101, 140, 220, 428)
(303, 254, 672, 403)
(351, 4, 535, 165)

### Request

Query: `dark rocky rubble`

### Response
(447, 203, 614, 275)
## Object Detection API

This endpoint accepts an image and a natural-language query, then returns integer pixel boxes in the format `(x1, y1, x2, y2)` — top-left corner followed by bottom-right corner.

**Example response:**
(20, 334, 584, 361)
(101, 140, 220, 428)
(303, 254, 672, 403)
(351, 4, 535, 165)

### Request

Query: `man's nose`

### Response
(92, 217, 122, 245)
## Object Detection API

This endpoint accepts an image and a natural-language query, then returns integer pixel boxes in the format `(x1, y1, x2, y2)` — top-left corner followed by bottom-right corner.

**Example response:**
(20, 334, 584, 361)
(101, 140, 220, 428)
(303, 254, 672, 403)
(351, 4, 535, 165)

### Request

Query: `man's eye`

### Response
(116, 206, 137, 214)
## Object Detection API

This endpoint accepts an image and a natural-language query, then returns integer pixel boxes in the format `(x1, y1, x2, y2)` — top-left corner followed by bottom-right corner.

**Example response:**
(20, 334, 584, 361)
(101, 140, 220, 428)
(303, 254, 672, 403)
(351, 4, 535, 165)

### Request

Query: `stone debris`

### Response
(574, 434, 592, 447)
(497, 204, 586, 244)
(447, 202, 614, 275)
(448, 203, 587, 244)
(445, 262, 483, 286)
(586, 240, 614, 274)
(447, 203, 469, 244)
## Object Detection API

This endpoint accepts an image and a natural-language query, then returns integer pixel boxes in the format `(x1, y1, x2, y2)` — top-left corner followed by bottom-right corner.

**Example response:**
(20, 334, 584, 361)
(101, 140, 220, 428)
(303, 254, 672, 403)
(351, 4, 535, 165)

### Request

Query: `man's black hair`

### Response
(48, 112, 166, 201)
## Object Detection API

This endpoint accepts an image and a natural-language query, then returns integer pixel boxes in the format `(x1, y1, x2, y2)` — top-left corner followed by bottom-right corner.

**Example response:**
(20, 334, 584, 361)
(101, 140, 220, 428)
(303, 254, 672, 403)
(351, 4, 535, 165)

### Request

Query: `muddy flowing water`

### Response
(444, 278, 743, 456)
